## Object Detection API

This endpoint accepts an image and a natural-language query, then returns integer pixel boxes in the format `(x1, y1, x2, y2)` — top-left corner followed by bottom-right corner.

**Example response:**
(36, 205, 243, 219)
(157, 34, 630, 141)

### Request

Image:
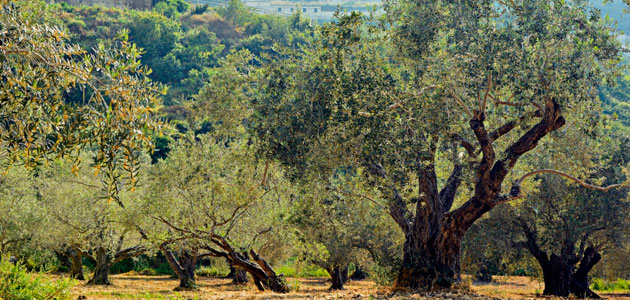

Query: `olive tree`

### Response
(460, 125, 629, 298)
(499, 132, 628, 298)
(288, 171, 401, 290)
(0, 165, 44, 257)
(35, 155, 149, 285)
(144, 133, 290, 292)
(254, 2, 627, 290)
(142, 51, 290, 292)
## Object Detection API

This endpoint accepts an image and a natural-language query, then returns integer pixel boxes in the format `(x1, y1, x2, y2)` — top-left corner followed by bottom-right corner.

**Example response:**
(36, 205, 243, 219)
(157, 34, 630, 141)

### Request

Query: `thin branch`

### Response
(154, 216, 200, 238)
(68, 180, 101, 189)
(451, 134, 475, 157)
(480, 73, 492, 115)
(248, 227, 273, 249)
(260, 161, 270, 186)
(340, 190, 387, 210)
(249, 161, 271, 192)
(515, 169, 630, 192)
(488, 109, 542, 142)
(450, 90, 473, 117)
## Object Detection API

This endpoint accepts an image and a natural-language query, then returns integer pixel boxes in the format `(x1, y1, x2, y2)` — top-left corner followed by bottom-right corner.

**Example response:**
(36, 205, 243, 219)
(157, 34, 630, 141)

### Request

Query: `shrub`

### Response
(196, 265, 230, 277)
(192, 4, 209, 15)
(0, 258, 74, 300)
(591, 278, 630, 291)
(275, 259, 329, 278)
(154, 262, 176, 275)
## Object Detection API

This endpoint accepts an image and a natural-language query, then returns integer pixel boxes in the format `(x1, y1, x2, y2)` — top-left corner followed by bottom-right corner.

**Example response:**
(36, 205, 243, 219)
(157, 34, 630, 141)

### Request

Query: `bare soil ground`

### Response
(63, 274, 630, 300)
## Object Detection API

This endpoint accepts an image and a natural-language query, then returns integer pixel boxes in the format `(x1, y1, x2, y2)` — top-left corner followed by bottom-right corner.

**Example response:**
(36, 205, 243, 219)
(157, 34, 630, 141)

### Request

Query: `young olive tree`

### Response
(142, 51, 290, 292)
(254, 2, 627, 290)
(35, 155, 149, 285)
(0, 165, 45, 258)
(145, 133, 290, 292)
(288, 171, 401, 290)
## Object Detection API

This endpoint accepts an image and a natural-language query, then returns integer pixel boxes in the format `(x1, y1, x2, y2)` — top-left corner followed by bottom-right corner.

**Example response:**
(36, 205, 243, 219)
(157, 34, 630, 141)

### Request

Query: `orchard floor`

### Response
(65, 274, 630, 300)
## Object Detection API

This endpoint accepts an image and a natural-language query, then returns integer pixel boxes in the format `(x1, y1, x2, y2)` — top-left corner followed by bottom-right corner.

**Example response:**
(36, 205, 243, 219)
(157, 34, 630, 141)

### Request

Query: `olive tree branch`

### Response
(515, 169, 630, 192)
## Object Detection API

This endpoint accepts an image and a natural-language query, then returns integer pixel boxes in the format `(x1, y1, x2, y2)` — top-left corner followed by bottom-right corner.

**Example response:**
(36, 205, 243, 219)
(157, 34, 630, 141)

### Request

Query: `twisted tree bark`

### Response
(160, 246, 199, 291)
(519, 222, 601, 299)
(392, 100, 566, 290)
(87, 247, 111, 285)
(327, 265, 349, 290)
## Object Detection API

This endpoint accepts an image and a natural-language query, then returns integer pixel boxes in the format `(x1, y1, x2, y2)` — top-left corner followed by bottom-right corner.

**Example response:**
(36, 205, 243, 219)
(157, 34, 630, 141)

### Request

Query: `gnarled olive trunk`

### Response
(541, 254, 573, 297)
(538, 249, 601, 299)
(224, 253, 249, 284)
(86, 244, 144, 286)
(206, 235, 288, 293)
(350, 265, 367, 280)
(87, 247, 111, 285)
(523, 230, 601, 299)
(395, 228, 462, 290)
(228, 265, 248, 284)
(69, 249, 85, 280)
(327, 265, 349, 290)
(570, 247, 601, 299)
(55, 250, 71, 271)
(56, 247, 84, 280)
(388, 101, 565, 291)
(160, 246, 198, 291)
(245, 249, 289, 293)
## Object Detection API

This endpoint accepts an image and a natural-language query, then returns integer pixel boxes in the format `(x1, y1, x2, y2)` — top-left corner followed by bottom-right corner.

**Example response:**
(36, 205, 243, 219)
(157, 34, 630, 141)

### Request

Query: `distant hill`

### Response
(590, 1, 629, 132)
(600, 75, 630, 132)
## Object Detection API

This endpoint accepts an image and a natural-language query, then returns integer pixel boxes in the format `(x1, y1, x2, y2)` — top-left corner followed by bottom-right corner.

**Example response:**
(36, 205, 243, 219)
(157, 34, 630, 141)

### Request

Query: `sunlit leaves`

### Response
(0, 1, 164, 202)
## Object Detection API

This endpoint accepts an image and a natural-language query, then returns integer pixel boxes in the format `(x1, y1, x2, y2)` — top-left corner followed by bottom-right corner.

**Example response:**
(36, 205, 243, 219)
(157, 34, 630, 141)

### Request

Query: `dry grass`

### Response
(57, 274, 630, 300)
(471, 276, 630, 300)
(470, 276, 544, 299)
(68, 275, 380, 300)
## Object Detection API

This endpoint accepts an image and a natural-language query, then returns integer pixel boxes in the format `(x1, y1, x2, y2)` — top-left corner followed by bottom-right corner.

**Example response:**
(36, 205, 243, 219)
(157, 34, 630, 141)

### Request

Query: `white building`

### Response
(243, 1, 336, 21)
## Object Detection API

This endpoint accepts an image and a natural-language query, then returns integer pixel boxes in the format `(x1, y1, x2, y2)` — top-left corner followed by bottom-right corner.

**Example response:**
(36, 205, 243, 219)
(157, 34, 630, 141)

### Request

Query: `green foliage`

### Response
(2, 0, 629, 295)
(599, 74, 630, 129)
(286, 169, 401, 282)
(0, 258, 74, 300)
(254, 0, 627, 288)
(215, 0, 253, 27)
(1, 0, 164, 202)
(275, 259, 329, 278)
(462, 204, 541, 279)
(154, 0, 190, 19)
(463, 129, 629, 284)
(31, 153, 151, 283)
(0, 164, 42, 256)
(591, 278, 630, 291)
(60, 5, 221, 100)
(196, 265, 230, 277)
(57, 0, 313, 106)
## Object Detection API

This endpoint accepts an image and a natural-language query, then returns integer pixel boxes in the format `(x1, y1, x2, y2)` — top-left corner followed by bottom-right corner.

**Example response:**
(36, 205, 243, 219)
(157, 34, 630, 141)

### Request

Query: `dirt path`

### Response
(66, 274, 630, 300)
